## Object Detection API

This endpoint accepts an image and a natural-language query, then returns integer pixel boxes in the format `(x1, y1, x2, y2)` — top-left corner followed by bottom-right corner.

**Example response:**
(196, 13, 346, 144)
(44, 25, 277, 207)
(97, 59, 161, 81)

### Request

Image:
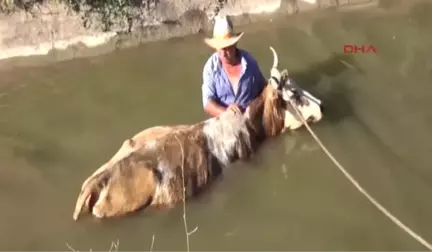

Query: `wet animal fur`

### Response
(72, 46, 321, 220)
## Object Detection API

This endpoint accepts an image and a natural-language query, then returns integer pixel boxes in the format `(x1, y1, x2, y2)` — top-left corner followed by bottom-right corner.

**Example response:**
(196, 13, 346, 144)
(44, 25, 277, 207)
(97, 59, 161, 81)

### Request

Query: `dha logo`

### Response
(344, 44, 377, 54)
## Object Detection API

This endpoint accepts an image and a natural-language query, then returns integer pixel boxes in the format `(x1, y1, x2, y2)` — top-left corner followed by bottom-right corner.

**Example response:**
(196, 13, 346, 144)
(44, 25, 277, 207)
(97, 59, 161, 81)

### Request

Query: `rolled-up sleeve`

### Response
(201, 62, 216, 108)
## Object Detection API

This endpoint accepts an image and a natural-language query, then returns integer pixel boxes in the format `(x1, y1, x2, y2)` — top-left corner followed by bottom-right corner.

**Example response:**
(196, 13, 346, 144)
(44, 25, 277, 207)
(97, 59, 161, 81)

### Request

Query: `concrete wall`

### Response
(0, 0, 378, 62)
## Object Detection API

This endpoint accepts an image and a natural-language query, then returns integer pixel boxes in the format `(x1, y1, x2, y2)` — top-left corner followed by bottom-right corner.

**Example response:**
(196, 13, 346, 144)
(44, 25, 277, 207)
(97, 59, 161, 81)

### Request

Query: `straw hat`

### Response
(204, 15, 244, 50)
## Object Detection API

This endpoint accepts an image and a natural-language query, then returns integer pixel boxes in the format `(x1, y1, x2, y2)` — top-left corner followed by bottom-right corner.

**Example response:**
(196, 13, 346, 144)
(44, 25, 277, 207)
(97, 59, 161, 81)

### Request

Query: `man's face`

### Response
(217, 45, 237, 64)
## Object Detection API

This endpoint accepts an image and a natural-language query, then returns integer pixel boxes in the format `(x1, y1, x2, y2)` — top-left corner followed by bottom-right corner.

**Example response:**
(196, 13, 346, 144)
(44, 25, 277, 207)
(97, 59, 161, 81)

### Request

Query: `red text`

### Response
(344, 44, 377, 54)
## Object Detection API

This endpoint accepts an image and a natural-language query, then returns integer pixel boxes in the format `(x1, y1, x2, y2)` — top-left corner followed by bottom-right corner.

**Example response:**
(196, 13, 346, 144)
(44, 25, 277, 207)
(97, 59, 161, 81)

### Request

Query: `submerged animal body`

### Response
(72, 46, 324, 220)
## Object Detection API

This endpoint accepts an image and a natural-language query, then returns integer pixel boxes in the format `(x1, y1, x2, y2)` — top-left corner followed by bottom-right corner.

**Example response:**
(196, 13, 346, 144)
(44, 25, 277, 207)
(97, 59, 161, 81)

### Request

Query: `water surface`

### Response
(1, 1, 432, 250)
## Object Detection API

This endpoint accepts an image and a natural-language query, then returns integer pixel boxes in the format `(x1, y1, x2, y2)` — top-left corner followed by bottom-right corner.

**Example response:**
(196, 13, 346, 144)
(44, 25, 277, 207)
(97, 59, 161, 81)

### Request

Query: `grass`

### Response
(67, 236, 156, 251)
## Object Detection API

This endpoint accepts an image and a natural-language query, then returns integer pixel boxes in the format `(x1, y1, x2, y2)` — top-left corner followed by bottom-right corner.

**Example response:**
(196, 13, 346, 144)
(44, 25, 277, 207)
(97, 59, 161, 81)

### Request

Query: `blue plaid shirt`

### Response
(201, 49, 266, 111)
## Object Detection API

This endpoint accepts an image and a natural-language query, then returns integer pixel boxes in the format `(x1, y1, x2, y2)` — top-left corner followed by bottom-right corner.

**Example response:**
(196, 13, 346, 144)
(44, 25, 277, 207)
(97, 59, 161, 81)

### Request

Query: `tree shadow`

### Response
(289, 53, 362, 125)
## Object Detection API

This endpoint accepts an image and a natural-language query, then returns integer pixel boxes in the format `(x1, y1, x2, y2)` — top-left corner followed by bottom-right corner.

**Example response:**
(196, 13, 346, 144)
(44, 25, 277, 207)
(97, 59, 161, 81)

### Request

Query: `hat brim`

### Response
(204, 32, 244, 50)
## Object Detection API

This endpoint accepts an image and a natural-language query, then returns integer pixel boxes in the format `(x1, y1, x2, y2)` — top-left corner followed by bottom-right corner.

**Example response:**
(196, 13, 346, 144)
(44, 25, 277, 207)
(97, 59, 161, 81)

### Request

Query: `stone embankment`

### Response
(0, 0, 378, 62)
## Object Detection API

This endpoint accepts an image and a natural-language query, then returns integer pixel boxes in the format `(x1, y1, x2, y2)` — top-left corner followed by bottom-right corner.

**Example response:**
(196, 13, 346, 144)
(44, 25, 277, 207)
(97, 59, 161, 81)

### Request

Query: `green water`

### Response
(0, 0, 432, 250)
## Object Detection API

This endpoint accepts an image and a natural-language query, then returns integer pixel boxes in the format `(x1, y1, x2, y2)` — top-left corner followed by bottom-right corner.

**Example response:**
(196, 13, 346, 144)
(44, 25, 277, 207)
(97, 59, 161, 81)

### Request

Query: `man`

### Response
(201, 15, 267, 117)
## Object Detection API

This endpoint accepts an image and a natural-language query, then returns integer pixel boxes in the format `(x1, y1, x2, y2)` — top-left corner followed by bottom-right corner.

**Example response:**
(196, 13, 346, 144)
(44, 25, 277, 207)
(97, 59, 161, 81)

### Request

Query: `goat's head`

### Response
(267, 46, 324, 130)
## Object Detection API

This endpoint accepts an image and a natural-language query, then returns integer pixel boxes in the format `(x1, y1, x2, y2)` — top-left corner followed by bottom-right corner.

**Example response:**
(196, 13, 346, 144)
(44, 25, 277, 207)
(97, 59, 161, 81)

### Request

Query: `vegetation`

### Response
(0, 0, 158, 14)
(0, 0, 227, 34)
(0, 0, 161, 33)
(1, 0, 57, 13)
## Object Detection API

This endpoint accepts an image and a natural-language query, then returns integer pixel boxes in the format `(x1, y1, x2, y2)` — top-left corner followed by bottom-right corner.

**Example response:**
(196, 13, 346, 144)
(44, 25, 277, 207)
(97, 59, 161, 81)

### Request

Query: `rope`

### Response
(174, 134, 198, 252)
(289, 99, 432, 251)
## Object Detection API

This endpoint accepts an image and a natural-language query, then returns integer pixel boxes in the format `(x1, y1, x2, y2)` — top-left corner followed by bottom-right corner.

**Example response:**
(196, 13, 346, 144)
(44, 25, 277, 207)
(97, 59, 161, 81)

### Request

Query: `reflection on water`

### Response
(0, 0, 432, 250)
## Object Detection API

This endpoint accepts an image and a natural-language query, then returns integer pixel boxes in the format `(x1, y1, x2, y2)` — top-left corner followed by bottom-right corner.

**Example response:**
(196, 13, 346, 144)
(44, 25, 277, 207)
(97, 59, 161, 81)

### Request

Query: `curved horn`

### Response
(269, 46, 279, 69)
(269, 46, 281, 89)
(72, 185, 93, 221)
(73, 173, 105, 221)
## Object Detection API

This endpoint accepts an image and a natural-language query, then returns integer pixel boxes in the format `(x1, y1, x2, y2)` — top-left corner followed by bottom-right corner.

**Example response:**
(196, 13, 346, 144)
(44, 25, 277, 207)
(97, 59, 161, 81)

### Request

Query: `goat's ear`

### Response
(280, 69, 289, 79)
(278, 69, 288, 84)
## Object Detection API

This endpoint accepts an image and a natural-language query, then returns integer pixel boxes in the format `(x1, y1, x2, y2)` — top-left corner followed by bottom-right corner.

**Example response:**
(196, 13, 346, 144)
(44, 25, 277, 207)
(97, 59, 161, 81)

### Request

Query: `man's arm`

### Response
(202, 64, 226, 117)
(205, 99, 226, 117)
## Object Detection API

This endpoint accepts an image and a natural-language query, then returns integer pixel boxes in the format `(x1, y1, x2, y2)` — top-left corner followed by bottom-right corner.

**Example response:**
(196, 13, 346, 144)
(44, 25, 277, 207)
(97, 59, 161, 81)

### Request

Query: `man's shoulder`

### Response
(239, 49, 260, 67)
(238, 48, 254, 60)
(203, 52, 220, 73)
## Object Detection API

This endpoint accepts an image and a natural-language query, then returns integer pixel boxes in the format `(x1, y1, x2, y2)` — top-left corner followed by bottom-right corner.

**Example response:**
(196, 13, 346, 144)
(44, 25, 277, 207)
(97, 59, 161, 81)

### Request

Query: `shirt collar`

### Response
(213, 49, 248, 73)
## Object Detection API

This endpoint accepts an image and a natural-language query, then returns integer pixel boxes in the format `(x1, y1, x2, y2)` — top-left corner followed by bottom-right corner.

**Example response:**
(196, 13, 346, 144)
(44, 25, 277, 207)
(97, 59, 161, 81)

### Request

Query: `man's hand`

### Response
(204, 100, 243, 118)
(227, 103, 242, 115)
